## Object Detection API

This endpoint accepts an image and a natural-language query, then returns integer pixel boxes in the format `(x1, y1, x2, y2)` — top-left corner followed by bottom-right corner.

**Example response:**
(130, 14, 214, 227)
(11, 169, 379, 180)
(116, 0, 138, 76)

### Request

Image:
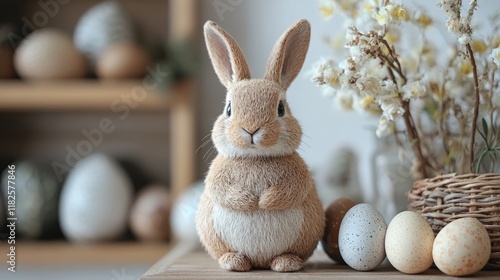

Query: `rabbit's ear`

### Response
(264, 19, 311, 90)
(204, 21, 251, 88)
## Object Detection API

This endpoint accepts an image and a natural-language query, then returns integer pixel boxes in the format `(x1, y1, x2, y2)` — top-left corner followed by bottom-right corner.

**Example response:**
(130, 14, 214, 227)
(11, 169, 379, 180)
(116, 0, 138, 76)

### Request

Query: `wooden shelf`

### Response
(0, 240, 172, 267)
(0, 80, 184, 112)
(141, 243, 500, 279)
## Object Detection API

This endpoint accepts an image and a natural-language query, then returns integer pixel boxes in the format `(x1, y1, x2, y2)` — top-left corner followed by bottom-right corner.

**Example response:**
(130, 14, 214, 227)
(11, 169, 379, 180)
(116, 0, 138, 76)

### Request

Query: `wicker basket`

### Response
(407, 173, 500, 268)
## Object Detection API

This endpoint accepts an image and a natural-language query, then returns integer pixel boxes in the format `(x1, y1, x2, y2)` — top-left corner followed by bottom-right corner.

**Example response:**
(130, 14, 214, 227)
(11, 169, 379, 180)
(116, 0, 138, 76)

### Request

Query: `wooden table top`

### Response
(141, 242, 500, 279)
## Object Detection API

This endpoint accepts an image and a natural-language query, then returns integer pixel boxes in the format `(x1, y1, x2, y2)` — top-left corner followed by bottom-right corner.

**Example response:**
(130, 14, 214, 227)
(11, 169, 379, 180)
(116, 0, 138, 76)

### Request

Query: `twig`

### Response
(384, 65, 427, 178)
(466, 43, 480, 172)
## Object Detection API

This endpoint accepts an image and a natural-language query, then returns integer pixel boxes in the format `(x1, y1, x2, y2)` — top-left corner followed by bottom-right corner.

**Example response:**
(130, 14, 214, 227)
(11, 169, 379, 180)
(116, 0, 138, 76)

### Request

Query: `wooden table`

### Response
(140, 242, 500, 279)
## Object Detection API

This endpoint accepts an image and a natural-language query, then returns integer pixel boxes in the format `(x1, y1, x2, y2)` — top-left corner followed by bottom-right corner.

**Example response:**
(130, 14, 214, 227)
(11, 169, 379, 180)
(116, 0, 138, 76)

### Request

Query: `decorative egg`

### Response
(1, 161, 61, 239)
(14, 29, 88, 79)
(338, 203, 387, 271)
(385, 211, 434, 274)
(59, 154, 133, 242)
(130, 185, 171, 242)
(321, 197, 357, 263)
(433, 218, 491, 276)
(0, 45, 15, 78)
(171, 181, 204, 242)
(96, 42, 150, 79)
(74, 1, 134, 66)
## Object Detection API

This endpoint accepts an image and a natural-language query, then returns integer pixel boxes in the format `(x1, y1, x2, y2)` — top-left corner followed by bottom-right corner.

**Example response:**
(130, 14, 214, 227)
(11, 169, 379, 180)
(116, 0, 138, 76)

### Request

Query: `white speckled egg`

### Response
(385, 211, 434, 274)
(338, 203, 387, 271)
(59, 154, 133, 242)
(433, 218, 491, 276)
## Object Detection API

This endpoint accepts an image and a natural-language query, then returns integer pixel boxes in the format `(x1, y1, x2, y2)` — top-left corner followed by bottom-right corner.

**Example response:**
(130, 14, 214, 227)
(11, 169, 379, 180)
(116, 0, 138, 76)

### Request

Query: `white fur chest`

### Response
(212, 205, 304, 262)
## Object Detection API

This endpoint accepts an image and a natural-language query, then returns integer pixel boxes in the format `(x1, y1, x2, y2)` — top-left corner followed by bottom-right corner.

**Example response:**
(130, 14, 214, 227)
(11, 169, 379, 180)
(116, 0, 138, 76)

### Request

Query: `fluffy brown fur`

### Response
(196, 19, 324, 272)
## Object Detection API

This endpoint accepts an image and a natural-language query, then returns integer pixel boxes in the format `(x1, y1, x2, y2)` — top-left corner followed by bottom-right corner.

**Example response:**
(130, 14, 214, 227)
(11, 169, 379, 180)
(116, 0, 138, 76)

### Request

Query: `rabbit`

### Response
(195, 19, 325, 272)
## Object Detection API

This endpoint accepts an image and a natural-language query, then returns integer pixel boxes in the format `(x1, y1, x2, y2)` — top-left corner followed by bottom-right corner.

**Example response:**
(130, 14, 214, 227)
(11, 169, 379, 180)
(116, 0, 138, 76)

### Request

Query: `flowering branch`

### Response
(378, 41, 427, 178)
(466, 43, 480, 171)
(311, 0, 500, 177)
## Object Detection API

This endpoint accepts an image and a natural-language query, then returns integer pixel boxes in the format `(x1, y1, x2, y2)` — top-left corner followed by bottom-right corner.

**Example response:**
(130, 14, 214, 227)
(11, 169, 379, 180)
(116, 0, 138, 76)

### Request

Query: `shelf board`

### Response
(2, 240, 172, 267)
(142, 245, 500, 279)
(0, 80, 180, 112)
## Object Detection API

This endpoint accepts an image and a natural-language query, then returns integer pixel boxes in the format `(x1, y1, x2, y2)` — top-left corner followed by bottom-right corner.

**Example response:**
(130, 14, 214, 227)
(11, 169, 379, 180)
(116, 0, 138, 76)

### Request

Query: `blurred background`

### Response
(0, 0, 498, 279)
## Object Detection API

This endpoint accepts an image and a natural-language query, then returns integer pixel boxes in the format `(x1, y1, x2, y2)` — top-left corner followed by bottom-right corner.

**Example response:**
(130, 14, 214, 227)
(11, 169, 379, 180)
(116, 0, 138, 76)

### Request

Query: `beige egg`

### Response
(130, 185, 171, 242)
(14, 29, 88, 79)
(322, 197, 357, 263)
(385, 211, 434, 274)
(433, 218, 491, 276)
(96, 42, 150, 79)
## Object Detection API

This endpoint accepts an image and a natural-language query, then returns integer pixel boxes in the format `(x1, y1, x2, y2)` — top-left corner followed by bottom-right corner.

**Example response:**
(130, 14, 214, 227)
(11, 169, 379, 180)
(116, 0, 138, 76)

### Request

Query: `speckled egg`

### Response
(433, 218, 491, 276)
(338, 203, 387, 271)
(385, 211, 434, 274)
(321, 197, 358, 263)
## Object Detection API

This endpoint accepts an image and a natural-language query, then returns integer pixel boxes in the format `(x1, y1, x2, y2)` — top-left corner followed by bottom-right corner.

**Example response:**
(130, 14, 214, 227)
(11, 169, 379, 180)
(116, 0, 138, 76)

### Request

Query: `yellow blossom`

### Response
(471, 40, 487, 53)
(325, 72, 340, 87)
(422, 44, 436, 67)
(491, 36, 500, 48)
(359, 95, 375, 109)
(390, 6, 410, 21)
(458, 60, 473, 75)
(363, 2, 374, 12)
(416, 13, 433, 28)
(384, 29, 400, 44)
(319, 5, 334, 20)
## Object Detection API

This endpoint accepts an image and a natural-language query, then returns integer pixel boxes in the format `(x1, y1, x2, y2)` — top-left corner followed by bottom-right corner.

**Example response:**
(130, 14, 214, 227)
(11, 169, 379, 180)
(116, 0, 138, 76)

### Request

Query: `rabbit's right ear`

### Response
(204, 21, 250, 88)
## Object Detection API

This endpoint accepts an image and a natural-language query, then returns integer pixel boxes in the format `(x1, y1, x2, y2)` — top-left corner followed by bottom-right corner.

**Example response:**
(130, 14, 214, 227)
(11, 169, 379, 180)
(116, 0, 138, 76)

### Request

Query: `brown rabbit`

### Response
(196, 19, 325, 272)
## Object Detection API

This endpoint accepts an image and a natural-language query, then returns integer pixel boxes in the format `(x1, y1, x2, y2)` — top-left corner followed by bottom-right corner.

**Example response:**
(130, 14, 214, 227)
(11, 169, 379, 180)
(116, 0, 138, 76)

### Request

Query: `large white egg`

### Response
(171, 181, 204, 242)
(59, 154, 133, 242)
(14, 29, 88, 79)
(339, 203, 387, 271)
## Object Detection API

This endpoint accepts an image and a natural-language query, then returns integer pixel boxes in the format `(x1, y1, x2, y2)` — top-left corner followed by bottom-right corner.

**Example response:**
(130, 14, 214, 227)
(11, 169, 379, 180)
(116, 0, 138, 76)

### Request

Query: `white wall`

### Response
(197, 0, 498, 203)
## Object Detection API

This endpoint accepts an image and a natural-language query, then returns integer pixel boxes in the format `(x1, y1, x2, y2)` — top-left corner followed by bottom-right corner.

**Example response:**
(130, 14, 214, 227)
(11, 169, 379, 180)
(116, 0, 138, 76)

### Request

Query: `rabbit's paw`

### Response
(218, 252, 251, 271)
(270, 254, 303, 272)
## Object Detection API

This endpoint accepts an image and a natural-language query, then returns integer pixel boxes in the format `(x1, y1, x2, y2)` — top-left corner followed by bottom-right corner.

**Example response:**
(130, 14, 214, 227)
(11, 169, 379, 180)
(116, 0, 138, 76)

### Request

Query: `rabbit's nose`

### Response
(241, 127, 261, 144)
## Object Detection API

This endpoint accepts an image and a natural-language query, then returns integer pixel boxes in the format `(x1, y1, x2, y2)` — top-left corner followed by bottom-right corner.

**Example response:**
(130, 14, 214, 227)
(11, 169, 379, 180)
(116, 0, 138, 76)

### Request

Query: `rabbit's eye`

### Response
(226, 102, 231, 117)
(278, 101, 285, 117)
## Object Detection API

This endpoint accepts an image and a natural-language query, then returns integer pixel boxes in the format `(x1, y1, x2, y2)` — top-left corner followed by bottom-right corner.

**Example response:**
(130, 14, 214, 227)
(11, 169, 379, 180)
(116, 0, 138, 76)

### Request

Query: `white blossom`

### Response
(402, 80, 427, 100)
(321, 85, 336, 98)
(349, 45, 365, 63)
(380, 99, 405, 121)
(374, 5, 392, 26)
(458, 34, 471, 45)
(309, 58, 337, 86)
(335, 89, 355, 110)
(355, 75, 381, 94)
(491, 47, 500, 66)
(376, 116, 394, 138)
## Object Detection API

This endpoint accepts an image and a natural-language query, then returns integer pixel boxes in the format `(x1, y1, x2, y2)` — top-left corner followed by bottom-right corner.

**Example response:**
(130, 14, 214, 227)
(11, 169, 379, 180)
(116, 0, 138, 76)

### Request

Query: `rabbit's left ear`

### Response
(264, 19, 311, 90)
